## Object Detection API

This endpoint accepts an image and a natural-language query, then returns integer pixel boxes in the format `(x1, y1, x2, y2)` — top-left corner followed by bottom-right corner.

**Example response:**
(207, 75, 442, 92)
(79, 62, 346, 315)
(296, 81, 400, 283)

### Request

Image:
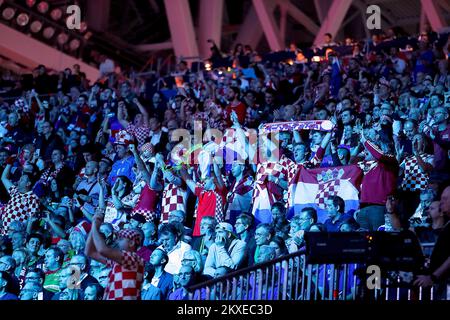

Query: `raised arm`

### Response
(320, 131, 333, 149)
(212, 159, 225, 189)
(44, 212, 66, 239)
(150, 154, 164, 191)
(84, 209, 107, 264)
(117, 101, 130, 128)
(293, 130, 303, 144)
(98, 178, 106, 209)
(31, 91, 45, 113)
(88, 85, 99, 107)
(129, 144, 152, 184)
(1, 163, 14, 192)
(180, 167, 197, 194)
(363, 139, 397, 164)
(90, 212, 122, 264)
(133, 98, 149, 125)
(412, 139, 433, 173)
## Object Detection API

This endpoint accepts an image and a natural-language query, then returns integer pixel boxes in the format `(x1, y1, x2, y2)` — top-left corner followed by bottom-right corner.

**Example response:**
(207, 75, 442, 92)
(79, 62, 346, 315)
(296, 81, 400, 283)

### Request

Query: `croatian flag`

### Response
(289, 165, 363, 222)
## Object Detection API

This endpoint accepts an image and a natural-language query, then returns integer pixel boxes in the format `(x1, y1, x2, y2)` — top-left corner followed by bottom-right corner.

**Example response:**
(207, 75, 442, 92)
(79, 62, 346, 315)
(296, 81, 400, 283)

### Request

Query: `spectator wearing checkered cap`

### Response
(117, 98, 151, 149)
(203, 222, 246, 278)
(85, 211, 145, 300)
(182, 159, 227, 237)
(107, 130, 136, 186)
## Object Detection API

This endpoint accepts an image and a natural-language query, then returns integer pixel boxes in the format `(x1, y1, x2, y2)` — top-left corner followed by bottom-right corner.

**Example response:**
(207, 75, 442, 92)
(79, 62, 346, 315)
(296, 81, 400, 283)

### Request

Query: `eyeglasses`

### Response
(178, 272, 192, 277)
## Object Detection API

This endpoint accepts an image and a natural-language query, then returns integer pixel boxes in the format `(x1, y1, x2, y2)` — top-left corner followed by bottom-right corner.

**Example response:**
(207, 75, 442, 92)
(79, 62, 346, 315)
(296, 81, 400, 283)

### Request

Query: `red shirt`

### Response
(358, 141, 398, 206)
(226, 101, 246, 127)
(193, 186, 227, 236)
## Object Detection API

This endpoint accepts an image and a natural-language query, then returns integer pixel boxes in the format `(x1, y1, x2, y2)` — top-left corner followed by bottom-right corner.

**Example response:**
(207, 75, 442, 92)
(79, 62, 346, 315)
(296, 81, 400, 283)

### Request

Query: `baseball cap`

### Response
(140, 142, 154, 153)
(117, 229, 141, 246)
(215, 222, 237, 238)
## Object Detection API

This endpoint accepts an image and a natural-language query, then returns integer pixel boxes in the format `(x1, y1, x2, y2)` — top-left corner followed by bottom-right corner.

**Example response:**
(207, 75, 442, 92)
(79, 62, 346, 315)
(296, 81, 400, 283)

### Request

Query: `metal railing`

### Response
(188, 244, 438, 301)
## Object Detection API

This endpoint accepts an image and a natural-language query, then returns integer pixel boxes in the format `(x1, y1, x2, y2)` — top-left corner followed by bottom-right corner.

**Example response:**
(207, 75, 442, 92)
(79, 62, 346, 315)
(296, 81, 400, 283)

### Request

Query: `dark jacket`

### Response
(190, 236, 203, 252)
(157, 271, 173, 300)
(80, 274, 100, 291)
(242, 232, 257, 267)
(34, 133, 65, 162)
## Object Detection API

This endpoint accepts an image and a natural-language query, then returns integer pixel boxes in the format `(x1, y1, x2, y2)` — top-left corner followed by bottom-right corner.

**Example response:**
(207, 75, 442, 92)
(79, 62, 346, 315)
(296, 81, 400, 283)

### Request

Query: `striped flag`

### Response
(290, 165, 363, 223)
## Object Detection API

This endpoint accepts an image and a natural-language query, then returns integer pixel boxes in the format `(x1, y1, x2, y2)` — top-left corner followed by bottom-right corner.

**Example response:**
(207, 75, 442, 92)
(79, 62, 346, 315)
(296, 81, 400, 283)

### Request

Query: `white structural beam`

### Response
(421, 0, 446, 31)
(163, 0, 199, 59)
(313, 0, 353, 47)
(253, 0, 284, 51)
(282, 0, 320, 35)
(198, 0, 224, 59)
(0, 24, 99, 83)
(135, 41, 173, 52)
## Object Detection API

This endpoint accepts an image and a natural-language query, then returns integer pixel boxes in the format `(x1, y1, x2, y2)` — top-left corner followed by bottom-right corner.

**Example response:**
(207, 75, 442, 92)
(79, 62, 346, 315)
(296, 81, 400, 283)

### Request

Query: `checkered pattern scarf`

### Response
(39, 165, 64, 185)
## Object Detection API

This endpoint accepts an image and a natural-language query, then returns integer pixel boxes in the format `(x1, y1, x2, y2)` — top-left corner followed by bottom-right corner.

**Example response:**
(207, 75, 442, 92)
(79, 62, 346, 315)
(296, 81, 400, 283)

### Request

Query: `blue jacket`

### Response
(157, 271, 173, 300)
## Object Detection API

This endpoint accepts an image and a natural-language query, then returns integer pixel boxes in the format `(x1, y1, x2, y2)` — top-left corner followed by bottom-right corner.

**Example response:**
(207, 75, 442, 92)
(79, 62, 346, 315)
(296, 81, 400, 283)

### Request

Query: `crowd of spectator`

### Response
(0, 27, 449, 300)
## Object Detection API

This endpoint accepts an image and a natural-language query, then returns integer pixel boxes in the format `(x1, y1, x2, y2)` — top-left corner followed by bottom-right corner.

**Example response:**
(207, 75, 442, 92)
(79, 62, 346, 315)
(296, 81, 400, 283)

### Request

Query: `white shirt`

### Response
(160, 241, 191, 275)
(150, 131, 162, 146)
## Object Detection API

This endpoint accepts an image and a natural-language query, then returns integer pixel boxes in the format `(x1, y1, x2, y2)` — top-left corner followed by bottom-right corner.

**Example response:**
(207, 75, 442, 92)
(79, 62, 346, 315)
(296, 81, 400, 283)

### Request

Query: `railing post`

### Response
(322, 264, 327, 300)
(314, 264, 319, 300)
(295, 256, 300, 299)
(300, 257, 306, 301)
(306, 264, 312, 300)
(282, 259, 289, 300)
(264, 267, 269, 300)
(257, 269, 263, 300)
(329, 264, 335, 300)
(352, 264, 357, 301)
(288, 258, 294, 299)
(343, 264, 348, 300)
(231, 277, 237, 300)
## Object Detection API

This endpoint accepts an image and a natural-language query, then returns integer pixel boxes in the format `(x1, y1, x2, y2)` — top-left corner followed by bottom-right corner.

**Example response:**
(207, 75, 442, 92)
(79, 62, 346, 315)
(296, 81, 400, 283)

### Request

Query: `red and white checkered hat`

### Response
(132, 184, 157, 222)
(114, 130, 134, 145)
(73, 220, 92, 238)
(140, 142, 154, 153)
(118, 228, 141, 244)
